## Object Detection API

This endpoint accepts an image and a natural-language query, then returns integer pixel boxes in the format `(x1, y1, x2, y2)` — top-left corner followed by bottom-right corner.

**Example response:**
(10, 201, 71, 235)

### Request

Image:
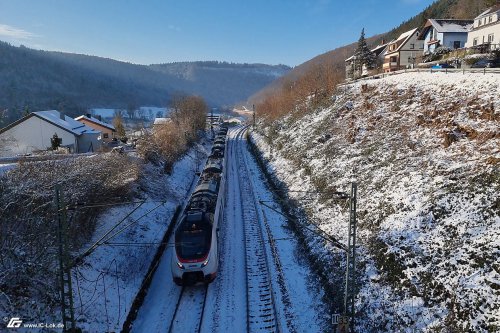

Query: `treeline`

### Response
(0, 41, 290, 130)
(138, 95, 208, 172)
(256, 62, 343, 123)
(153, 60, 291, 70)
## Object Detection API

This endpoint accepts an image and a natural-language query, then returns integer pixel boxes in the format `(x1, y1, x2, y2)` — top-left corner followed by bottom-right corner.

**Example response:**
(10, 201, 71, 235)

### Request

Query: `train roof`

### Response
(193, 179, 218, 195)
(204, 161, 222, 173)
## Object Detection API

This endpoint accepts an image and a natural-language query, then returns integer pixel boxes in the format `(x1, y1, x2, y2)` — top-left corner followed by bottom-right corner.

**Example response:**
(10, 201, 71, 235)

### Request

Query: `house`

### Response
(75, 114, 116, 143)
(383, 28, 424, 72)
(0, 110, 101, 157)
(465, 4, 500, 49)
(419, 19, 473, 54)
(152, 117, 172, 131)
(345, 41, 388, 79)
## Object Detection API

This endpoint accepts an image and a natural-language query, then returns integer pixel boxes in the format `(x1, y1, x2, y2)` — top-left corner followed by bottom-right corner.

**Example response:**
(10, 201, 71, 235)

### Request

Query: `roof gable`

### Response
(476, 4, 500, 19)
(75, 115, 116, 131)
(386, 28, 418, 54)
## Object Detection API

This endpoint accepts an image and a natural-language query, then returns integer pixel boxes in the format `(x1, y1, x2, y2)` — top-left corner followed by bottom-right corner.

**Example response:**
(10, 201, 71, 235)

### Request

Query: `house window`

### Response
(453, 41, 461, 49)
(390, 56, 397, 63)
(488, 34, 494, 43)
(410, 43, 415, 49)
(473, 38, 478, 46)
(103, 133, 109, 139)
(489, 16, 493, 23)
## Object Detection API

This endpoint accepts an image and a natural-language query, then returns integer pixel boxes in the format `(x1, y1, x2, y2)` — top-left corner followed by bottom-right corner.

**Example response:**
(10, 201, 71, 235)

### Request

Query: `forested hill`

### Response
(0, 41, 290, 126)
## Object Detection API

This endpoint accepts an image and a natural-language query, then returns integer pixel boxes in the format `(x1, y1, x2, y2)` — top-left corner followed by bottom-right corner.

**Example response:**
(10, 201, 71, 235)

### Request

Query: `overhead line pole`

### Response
(342, 182, 357, 333)
(55, 185, 77, 333)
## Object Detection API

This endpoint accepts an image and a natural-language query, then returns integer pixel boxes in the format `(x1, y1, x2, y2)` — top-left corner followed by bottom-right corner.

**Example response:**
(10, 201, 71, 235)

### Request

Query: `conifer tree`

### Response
(353, 28, 376, 76)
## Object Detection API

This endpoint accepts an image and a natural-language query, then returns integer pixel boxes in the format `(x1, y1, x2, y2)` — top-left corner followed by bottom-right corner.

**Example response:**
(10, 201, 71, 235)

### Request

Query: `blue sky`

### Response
(0, 0, 435, 66)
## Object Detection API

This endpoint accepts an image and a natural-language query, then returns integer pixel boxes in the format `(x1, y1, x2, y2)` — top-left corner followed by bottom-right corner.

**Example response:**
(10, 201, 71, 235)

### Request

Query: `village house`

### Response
(75, 114, 116, 143)
(383, 28, 424, 72)
(419, 19, 473, 54)
(465, 4, 500, 49)
(345, 41, 388, 79)
(152, 117, 172, 131)
(0, 110, 101, 157)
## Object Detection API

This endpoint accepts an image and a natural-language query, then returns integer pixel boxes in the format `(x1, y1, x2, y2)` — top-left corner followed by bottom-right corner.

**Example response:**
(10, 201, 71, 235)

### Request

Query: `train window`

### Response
(175, 226, 212, 260)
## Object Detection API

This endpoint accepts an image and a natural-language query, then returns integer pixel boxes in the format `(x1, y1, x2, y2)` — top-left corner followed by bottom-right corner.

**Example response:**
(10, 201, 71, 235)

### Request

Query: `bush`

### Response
(138, 95, 207, 172)
(0, 154, 139, 318)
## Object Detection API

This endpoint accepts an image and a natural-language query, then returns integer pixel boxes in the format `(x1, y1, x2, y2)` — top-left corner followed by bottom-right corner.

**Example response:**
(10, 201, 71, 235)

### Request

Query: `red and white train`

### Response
(171, 127, 228, 285)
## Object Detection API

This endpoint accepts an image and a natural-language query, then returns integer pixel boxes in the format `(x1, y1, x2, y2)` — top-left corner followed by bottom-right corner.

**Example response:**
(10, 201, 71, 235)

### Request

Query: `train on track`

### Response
(171, 126, 228, 286)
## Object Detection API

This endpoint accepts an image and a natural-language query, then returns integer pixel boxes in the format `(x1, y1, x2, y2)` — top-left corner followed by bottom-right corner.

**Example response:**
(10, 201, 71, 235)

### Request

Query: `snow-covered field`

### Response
(253, 72, 500, 332)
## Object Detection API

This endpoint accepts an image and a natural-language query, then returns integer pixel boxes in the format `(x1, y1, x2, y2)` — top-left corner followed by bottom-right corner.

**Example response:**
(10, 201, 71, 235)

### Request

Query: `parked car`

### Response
(431, 63, 455, 69)
(471, 58, 500, 68)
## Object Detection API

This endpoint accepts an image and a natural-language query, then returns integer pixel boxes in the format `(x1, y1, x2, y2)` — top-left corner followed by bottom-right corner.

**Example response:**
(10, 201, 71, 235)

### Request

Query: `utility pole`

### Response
(252, 104, 256, 130)
(342, 182, 357, 333)
(56, 185, 77, 333)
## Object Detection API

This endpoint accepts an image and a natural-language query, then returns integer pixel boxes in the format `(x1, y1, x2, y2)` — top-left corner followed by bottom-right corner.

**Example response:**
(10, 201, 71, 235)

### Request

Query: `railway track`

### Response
(234, 126, 280, 333)
(167, 284, 208, 333)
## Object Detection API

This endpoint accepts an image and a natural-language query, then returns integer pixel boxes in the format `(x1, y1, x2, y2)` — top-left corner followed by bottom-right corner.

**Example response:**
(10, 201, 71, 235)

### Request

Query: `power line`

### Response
(259, 200, 348, 252)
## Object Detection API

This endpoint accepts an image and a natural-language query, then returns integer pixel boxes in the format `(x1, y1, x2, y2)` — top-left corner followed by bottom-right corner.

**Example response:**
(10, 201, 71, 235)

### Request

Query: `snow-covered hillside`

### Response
(252, 72, 499, 332)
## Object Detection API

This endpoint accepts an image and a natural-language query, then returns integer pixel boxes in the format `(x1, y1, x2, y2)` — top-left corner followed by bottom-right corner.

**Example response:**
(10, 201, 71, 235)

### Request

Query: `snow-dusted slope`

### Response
(253, 72, 499, 332)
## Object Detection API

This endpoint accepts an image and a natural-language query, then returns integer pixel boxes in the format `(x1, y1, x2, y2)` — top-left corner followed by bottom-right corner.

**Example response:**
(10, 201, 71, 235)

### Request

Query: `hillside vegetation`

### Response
(0, 41, 290, 128)
(252, 72, 499, 332)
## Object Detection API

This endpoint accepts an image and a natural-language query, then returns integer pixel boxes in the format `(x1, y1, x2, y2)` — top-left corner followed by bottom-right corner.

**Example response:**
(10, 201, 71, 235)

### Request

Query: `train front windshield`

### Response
(175, 219, 212, 261)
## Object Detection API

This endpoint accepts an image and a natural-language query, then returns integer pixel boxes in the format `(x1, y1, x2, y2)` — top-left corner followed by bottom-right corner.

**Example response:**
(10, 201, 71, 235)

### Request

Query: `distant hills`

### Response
(0, 41, 290, 126)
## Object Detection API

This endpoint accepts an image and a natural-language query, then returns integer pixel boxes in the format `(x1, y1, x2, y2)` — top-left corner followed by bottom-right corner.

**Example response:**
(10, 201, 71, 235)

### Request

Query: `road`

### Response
(131, 126, 327, 333)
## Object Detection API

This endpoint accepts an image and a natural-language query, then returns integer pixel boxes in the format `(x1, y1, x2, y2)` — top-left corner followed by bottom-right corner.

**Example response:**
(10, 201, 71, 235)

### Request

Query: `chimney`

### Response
(97, 115, 102, 121)
(381, 38, 386, 45)
(59, 110, 65, 121)
(86, 113, 92, 118)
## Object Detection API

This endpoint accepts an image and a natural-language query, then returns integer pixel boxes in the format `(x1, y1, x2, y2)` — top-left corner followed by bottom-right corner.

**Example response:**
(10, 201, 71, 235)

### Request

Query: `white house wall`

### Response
(400, 35, 424, 67)
(442, 32, 468, 49)
(0, 116, 77, 157)
(466, 24, 500, 47)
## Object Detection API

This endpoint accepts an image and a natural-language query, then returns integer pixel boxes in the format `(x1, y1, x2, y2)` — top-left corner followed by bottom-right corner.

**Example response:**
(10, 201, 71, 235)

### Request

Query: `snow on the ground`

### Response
(0, 163, 16, 175)
(72, 141, 209, 333)
(131, 127, 328, 333)
(253, 72, 500, 332)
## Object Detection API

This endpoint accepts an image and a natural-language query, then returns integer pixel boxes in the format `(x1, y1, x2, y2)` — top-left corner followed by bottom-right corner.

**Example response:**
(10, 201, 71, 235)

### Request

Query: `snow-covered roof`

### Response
(33, 110, 100, 136)
(386, 28, 419, 54)
(153, 117, 172, 125)
(419, 19, 473, 39)
(475, 4, 500, 19)
(429, 19, 472, 33)
(75, 115, 115, 131)
(345, 43, 388, 62)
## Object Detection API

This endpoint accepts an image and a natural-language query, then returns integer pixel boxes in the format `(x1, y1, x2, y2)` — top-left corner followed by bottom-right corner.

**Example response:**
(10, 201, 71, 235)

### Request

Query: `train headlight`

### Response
(201, 258, 210, 267)
(176, 262, 185, 269)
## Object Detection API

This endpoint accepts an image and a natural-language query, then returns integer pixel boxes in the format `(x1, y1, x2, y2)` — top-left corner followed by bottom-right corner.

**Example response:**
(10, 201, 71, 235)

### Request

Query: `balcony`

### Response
(383, 62, 398, 70)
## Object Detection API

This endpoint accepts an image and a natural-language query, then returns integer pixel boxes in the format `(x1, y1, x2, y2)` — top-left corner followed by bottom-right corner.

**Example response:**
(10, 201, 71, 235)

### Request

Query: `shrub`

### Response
(0, 154, 139, 318)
